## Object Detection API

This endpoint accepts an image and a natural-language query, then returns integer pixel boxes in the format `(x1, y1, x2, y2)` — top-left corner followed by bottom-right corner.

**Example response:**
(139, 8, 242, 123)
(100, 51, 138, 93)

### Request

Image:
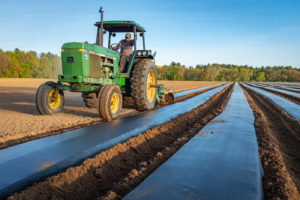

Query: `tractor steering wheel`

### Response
(110, 43, 118, 51)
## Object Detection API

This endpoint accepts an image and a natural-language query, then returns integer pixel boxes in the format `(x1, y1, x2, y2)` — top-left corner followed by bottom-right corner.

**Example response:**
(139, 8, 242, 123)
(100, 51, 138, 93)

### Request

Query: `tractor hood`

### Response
(62, 42, 119, 59)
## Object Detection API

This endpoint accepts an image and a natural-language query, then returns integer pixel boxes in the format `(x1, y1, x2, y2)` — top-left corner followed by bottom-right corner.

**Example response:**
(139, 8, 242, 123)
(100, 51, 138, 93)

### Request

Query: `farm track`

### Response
(0, 84, 223, 150)
(241, 84, 300, 200)
(170, 83, 224, 103)
(245, 83, 300, 105)
(0, 111, 129, 150)
(8, 84, 234, 200)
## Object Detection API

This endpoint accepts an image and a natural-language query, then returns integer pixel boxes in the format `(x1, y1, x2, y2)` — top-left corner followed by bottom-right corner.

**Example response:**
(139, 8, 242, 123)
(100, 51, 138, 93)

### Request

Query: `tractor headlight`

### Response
(137, 51, 142, 56)
(142, 51, 148, 56)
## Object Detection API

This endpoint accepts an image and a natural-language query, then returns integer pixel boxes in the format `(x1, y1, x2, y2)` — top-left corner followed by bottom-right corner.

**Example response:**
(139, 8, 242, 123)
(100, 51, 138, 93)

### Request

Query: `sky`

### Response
(0, 0, 300, 67)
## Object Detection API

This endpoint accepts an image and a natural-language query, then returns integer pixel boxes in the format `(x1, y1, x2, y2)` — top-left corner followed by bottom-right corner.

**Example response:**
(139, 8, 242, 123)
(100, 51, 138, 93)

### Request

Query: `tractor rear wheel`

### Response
(35, 81, 64, 115)
(82, 92, 98, 108)
(97, 85, 122, 121)
(131, 59, 157, 110)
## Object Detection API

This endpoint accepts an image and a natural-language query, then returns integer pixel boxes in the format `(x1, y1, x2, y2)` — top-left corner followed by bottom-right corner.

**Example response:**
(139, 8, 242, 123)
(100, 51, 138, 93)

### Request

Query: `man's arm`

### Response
(130, 32, 137, 45)
(116, 40, 123, 50)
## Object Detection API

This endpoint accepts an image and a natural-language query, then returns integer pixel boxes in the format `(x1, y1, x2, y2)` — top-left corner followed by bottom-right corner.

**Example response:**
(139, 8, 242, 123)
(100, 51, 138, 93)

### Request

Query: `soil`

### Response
(246, 83, 300, 105)
(8, 83, 234, 200)
(0, 78, 222, 149)
(241, 84, 300, 200)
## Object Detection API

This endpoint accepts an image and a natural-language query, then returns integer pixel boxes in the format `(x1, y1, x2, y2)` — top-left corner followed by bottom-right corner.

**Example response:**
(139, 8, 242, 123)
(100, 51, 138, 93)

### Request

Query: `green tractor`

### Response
(35, 8, 168, 121)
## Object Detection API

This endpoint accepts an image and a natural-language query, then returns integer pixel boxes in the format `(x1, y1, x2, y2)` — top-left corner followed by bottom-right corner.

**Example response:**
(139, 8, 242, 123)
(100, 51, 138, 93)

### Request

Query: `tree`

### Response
(255, 72, 265, 82)
(0, 50, 11, 77)
(39, 56, 52, 78)
(1, 50, 300, 81)
(239, 68, 252, 81)
(0, 49, 61, 78)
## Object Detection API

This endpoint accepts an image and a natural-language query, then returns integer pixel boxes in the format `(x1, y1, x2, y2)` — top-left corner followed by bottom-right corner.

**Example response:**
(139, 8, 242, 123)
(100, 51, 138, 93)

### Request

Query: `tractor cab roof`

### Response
(95, 20, 146, 32)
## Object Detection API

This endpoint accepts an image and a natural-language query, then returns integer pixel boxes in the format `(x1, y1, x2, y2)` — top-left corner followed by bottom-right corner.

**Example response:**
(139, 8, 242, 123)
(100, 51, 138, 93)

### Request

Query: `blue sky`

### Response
(0, 0, 299, 67)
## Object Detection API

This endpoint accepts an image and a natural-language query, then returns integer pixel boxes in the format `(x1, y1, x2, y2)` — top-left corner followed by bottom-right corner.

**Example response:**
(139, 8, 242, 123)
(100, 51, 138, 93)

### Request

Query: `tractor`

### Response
(35, 7, 170, 121)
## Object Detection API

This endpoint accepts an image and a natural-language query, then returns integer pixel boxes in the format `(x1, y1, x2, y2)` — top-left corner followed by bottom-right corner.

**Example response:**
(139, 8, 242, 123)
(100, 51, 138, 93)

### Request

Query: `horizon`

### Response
(2, 47, 299, 69)
(1, 0, 300, 68)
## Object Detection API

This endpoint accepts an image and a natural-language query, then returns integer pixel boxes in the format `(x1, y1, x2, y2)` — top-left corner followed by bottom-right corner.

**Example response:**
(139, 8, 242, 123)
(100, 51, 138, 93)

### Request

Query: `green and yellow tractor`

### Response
(35, 8, 170, 121)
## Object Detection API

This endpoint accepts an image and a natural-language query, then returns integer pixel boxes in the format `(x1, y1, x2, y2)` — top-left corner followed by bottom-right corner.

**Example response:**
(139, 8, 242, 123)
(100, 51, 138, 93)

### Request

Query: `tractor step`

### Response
(117, 73, 129, 78)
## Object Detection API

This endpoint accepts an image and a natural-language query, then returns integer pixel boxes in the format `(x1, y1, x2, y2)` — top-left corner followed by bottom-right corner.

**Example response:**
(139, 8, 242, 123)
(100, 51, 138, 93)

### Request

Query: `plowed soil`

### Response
(0, 78, 222, 149)
(8, 83, 234, 200)
(241, 84, 300, 200)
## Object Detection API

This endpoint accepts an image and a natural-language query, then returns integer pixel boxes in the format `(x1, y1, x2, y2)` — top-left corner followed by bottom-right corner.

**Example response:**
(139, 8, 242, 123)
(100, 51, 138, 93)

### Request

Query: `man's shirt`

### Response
(117, 39, 134, 54)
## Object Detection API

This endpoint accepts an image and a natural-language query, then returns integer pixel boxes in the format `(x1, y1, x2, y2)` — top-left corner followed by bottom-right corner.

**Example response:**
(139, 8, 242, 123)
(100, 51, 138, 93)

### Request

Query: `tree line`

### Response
(0, 49, 299, 82)
(0, 48, 61, 78)
(158, 62, 300, 82)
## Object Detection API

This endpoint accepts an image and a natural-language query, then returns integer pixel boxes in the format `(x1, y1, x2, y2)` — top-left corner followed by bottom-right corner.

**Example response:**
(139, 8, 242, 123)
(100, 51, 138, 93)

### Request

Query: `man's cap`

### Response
(125, 33, 131, 38)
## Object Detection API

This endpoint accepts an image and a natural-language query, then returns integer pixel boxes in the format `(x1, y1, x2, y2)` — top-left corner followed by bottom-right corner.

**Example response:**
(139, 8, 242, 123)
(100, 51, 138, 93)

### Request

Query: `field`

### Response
(0, 79, 221, 147)
(0, 79, 299, 199)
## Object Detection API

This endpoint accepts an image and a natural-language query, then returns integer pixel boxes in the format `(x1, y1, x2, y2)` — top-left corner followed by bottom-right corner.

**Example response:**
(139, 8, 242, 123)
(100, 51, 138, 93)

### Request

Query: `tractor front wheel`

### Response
(35, 81, 64, 115)
(97, 85, 122, 121)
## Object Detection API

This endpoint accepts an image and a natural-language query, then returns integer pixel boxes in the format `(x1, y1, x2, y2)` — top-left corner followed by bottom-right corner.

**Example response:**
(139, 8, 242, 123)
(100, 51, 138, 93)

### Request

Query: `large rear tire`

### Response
(97, 85, 122, 121)
(35, 81, 64, 115)
(131, 59, 157, 110)
(82, 92, 98, 108)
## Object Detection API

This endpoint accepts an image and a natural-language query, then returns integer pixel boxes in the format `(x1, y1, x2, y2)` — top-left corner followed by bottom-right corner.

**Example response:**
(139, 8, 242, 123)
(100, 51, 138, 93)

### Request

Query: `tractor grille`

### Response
(89, 54, 103, 78)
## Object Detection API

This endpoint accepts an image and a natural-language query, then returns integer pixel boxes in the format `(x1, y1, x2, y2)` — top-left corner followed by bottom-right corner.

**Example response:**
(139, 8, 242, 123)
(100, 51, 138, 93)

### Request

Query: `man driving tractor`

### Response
(111, 32, 137, 72)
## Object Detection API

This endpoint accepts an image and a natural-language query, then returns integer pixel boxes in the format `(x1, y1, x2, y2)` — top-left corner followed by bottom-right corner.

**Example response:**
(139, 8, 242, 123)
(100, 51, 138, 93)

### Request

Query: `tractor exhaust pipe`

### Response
(98, 7, 104, 46)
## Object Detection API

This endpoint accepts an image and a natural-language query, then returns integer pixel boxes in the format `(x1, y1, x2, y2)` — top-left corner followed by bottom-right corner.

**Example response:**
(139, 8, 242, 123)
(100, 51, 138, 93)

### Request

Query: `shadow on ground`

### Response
(0, 86, 98, 117)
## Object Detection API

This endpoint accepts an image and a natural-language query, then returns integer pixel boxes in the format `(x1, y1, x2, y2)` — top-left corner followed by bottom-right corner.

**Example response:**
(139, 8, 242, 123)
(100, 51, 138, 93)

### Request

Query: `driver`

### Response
(112, 32, 137, 72)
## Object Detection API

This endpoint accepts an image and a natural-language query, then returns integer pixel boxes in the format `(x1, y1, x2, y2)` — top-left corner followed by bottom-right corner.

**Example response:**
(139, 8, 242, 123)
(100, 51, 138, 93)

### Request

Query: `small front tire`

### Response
(35, 82, 64, 115)
(97, 85, 122, 121)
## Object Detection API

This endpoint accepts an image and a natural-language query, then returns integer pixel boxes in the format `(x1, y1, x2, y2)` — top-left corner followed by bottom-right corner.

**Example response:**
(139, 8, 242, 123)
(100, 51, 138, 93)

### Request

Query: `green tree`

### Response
(255, 72, 266, 82)
(39, 56, 52, 78)
(1, 50, 300, 82)
(239, 68, 252, 81)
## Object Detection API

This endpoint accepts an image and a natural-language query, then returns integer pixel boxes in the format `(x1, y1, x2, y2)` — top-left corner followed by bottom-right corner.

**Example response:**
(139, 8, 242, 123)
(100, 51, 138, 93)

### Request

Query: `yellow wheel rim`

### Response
(147, 69, 156, 102)
(110, 93, 120, 114)
(48, 89, 61, 109)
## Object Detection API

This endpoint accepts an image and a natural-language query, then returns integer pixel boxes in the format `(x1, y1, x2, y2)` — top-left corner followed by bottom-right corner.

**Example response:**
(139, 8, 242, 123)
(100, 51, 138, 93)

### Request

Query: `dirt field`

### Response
(0, 78, 221, 148)
(1, 80, 299, 199)
(242, 84, 300, 199)
(8, 84, 234, 200)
